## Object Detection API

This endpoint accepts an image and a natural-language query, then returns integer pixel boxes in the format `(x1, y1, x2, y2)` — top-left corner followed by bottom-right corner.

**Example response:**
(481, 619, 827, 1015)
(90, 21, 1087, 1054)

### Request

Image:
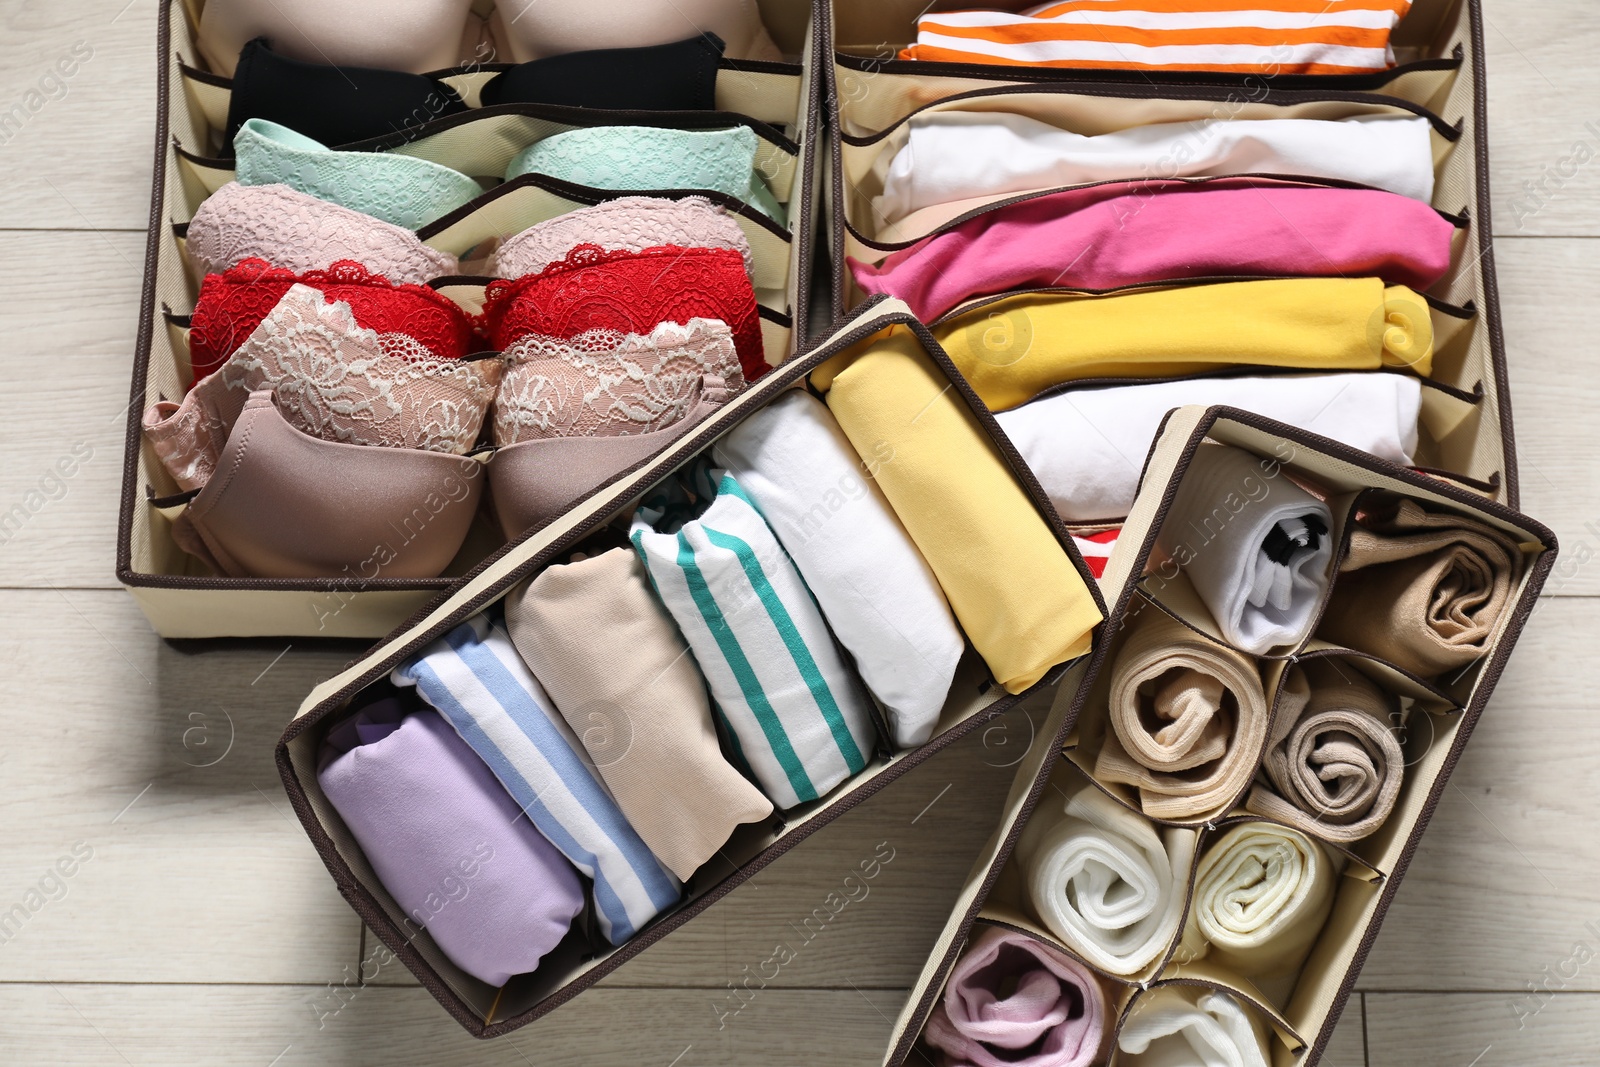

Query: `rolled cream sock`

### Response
(874, 112, 1436, 223)
(1155, 444, 1335, 655)
(713, 390, 964, 748)
(505, 548, 774, 882)
(1118, 987, 1271, 1067)
(1317, 496, 1525, 678)
(1094, 609, 1270, 821)
(1178, 823, 1337, 982)
(1016, 785, 1195, 975)
(922, 925, 1107, 1067)
(933, 279, 1434, 412)
(994, 373, 1421, 523)
(1247, 661, 1405, 842)
(813, 325, 1102, 693)
(631, 472, 878, 810)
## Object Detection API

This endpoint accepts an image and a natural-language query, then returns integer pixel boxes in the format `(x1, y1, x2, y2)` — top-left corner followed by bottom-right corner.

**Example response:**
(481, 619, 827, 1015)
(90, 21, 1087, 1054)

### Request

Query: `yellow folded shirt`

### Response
(813, 325, 1102, 693)
(931, 279, 1434, 411)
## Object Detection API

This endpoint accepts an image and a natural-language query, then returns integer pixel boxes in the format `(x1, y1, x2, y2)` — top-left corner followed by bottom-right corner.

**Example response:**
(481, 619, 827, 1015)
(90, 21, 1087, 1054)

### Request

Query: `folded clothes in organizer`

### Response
(147, 285, 499, 492)
(187, 258, 479, 384)
(1073, 530, 1119, 580)
(851, 179, 1456, 320)
(197, 0, 481, 76)
(1318, 496, 1526, 678)
(1248, 661, 1405, 842)
(392, 615, 682, 944)
(814, 326, 1102, 694)
(1094, 609, 1271, 821)
(473, 34, 723, 110)
(923, 925, 1107, 1067)
(900, 0, 1411, 74)
(712, 391, 964, 749)
(482, 245, 766, 384)
(631, 472, 878, 810)
(505, 548, 773, 882)
(484, 0, 783, 64)
(490, 196, 752, 280)
(934, 278, 1434, 412)
(184, 183, 460, 286)
(1016, 785, 1194, 975)
(874, 113, 1435, 224)
(316, 699, 585, 987)
(1118, 987, 1271, 1067)
(1178, 823, 1337, 984)
(1154, 444, 1336, 655)
(506, 125, 785, 221)
(995, 373, 1421, 523)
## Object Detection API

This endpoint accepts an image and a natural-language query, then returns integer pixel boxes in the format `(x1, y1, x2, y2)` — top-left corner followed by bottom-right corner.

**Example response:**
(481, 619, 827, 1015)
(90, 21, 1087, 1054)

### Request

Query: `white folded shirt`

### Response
(1118, 987, 1271, 1067)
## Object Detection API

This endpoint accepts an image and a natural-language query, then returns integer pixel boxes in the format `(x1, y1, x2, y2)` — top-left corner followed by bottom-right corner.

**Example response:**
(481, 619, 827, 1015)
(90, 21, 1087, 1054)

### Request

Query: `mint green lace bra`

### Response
(233, 118, 784, 230)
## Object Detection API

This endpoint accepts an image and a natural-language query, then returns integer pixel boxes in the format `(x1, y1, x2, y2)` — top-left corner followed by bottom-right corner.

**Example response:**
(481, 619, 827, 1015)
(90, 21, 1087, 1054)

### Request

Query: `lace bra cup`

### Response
(490, 195, 751, 280)
(233, 118, 484, 231)
(188, 259, 479, 385)
(185, 183, 461, 286)
(489, 387, 729, 542)
(197, 0, 480, 77)
(482, 244, 769, 383)
(476, 34, 722, 111)
(224, 38, 470, 149)
(505, 125, 784, 221)
(174, 390, 485, 579)
(489, 0, 783, 64)
(147, 284, 500, 492)
(493, 318, 744, 445)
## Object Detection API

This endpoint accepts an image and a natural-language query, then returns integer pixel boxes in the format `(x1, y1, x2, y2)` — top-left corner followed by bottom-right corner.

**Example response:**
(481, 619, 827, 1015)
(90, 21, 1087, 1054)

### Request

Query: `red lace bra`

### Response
(188, 259, 479, 384)
(481, 244, 768, 384)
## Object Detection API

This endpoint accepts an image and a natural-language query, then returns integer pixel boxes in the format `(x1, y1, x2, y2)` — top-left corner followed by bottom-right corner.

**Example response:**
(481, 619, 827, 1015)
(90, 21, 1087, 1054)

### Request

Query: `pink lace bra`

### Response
(491, 195, 752, 281)
(493, 318, 744, 445)
(147, 284, 501, 492)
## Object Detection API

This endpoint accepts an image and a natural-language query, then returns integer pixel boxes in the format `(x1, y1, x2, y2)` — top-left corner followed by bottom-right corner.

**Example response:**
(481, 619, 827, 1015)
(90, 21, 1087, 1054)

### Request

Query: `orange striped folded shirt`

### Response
(900, 0, 1413, 75)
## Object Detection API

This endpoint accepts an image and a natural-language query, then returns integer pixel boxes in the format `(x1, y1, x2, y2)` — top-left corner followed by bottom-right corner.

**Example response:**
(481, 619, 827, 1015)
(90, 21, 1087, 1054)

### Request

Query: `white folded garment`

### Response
(631, 471, 878, 810)
(1155, 444, 1334, 654)
(994, 373, 1420, 523)
(713, 391, 964, 748)
(1016, 785, 1195, 975)
(1118, 987, 1271, 1067)
(874, 112, 1435, 223)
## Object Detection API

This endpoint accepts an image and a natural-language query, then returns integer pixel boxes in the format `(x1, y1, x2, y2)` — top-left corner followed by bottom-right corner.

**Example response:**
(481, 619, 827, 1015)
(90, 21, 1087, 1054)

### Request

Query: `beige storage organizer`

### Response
(817, 0, 1518, 515)
(275, 298, 1108, 1037)
(879, 404, 1556, 1067)
(117, 0, 828, 638)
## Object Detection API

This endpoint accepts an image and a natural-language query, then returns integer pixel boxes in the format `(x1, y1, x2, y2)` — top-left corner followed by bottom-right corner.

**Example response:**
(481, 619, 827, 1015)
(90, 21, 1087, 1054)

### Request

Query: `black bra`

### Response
(224, 34, 724, 148)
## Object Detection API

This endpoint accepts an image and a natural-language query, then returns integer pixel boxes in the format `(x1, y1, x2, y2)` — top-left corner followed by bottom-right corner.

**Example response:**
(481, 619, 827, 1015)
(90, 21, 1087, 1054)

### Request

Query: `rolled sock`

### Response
(874, 112, 1436, 223)
(1093, 609, 1270, 821)
(1118, 987, 1271, 1067)
(852, 180, 1455, 320)
(813, 326, 1102, 693)
(1317, 496, 1525, 678)
(1016, 785, 1194, 975)
(994, 373, 1420, 523)
(316, 700, 584, 986)
(923, 926, 1107, 1067)
(631, 471, 878, 810)
(713, 390, 964, 748)
(504, 548, 774, 882)
(1178, 823, 1338, 981)
(1248, 661, 1405, 842)
(1156, 444, 1335, 654)
(391, 615, 682, 944)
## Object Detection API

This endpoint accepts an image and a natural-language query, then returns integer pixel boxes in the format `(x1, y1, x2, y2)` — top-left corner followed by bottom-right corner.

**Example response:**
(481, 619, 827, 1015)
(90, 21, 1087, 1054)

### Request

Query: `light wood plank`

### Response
(1323, 998, 1368, 1067)
(1366, 992, 1600, 1066)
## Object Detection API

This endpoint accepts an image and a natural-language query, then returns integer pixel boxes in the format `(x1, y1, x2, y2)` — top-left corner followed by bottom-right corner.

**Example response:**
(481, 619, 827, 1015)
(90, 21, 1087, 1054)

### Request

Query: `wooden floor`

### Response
(0, 1, 1596, 1063)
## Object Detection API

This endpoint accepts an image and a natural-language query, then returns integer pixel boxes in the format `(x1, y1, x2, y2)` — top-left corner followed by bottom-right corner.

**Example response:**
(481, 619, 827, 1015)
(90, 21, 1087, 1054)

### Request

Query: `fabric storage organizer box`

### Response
(274, 297, 1109, 1037)
(116, 0, 829, 638)
(818, 0, 1516, 524)
(877, 404, 1555, 1067)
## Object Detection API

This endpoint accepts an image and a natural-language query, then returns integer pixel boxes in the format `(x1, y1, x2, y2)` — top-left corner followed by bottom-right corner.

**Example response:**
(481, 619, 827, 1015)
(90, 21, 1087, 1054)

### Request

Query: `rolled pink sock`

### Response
(850, 178, 1456, 321)
(923, 926, 1106, 1067)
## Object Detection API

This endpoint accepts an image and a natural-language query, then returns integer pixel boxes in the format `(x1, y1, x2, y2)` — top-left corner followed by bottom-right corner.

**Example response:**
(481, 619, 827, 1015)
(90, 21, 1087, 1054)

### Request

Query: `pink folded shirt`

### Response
(923, 926, 1106, 1067)
(850, 178, 1457, 321)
